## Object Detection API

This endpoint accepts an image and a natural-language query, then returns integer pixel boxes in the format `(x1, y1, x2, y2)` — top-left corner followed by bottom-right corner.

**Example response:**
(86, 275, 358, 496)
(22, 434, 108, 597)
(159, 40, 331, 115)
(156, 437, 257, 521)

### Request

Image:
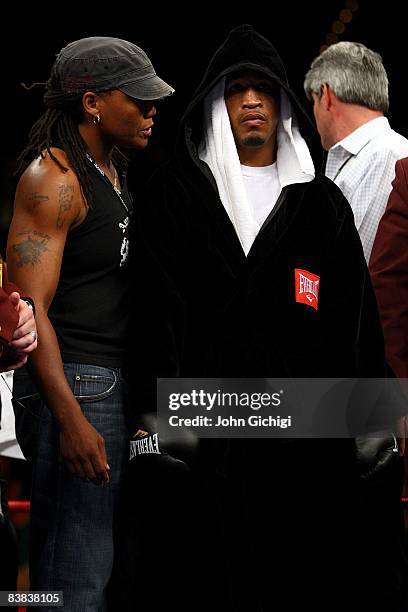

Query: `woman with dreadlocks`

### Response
(7, 36, 173, 611)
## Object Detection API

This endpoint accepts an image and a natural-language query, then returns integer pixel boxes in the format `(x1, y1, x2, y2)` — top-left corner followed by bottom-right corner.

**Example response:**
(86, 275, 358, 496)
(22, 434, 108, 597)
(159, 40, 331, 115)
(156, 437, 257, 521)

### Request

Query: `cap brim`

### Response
(119, 73, 174, 101)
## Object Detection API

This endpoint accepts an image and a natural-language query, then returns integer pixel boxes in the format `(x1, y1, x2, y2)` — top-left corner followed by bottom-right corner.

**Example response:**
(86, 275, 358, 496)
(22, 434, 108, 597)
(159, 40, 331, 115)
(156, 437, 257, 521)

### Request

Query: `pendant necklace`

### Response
(86, 152, 129, 214)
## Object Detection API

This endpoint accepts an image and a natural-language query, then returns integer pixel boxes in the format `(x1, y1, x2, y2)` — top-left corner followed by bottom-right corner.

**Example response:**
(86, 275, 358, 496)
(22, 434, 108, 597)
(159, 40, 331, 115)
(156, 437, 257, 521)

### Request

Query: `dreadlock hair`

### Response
(15, 93, 128, 208)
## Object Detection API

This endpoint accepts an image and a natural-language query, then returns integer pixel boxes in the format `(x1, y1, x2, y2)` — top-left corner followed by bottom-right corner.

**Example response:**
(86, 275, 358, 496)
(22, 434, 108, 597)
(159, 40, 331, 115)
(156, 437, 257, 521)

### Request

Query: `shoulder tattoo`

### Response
(28, 192, 50, 208)
(56, 184, 74, 229)
(12, 231, 51, 267)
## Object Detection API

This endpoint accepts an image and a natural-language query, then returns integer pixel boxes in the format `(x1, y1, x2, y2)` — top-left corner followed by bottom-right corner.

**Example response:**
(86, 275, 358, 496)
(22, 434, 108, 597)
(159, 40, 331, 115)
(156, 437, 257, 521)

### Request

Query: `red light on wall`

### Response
(339, 8, 353, 22)
(325, 33, 338, 45)
(332, 20, 346, 34)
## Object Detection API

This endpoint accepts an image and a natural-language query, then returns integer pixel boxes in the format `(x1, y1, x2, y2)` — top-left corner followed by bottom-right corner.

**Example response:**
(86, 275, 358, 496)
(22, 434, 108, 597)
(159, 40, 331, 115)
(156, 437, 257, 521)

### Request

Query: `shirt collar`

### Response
(330, 116, 390, 156)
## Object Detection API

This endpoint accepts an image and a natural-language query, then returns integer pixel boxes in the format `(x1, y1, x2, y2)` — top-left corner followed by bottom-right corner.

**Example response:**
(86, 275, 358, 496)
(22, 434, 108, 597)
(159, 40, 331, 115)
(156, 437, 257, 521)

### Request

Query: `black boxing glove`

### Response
(355, 430, 400, 485)
(129, 427, 189, 476)
(128, 412, 199, 469)
(112, 416, 199, 612)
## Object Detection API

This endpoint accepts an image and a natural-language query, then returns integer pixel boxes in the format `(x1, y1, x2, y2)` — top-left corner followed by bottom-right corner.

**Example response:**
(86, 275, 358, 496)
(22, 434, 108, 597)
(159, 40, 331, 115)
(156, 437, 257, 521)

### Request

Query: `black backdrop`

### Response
(1, 1, 406, 249)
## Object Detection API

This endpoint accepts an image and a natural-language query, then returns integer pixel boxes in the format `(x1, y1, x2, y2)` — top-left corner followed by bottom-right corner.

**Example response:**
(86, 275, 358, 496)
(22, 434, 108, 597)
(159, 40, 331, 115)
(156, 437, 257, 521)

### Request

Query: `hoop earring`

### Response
(92, 113, 101, 126)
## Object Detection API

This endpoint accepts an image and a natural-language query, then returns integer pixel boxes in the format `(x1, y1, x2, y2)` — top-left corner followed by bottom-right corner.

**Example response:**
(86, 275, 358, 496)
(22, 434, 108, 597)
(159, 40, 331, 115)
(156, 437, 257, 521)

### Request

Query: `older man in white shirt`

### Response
(304, 41, 408, 262)
(304, 43, 408, 606)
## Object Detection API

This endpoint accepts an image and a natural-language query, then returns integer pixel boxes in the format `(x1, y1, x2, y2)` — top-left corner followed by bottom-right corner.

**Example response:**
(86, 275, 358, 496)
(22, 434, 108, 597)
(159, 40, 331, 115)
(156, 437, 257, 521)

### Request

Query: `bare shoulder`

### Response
(14, 147, 86, 231)
(8, 148, 86, 285)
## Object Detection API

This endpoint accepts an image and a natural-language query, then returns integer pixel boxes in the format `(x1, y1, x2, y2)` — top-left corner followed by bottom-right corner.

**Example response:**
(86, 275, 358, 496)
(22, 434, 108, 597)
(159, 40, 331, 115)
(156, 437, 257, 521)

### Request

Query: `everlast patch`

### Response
(295, 268, 320, 311)
(129, 430, 160, 461)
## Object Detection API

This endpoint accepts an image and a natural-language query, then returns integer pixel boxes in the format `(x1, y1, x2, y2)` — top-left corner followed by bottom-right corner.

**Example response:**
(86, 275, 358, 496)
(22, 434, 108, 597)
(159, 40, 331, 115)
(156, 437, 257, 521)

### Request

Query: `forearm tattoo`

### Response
(12, 231, 51, 267)
(56, 184, 74, 229)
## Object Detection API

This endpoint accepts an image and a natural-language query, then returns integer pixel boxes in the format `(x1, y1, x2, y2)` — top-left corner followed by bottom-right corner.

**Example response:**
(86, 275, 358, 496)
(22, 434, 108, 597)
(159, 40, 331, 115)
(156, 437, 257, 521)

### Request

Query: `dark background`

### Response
(1, 1, 406, 249)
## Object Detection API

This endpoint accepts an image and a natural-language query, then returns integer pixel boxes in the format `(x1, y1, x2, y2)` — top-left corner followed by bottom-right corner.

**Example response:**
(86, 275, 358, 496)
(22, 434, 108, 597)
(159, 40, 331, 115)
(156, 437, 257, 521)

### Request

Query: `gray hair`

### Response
(304, 41, 389, 112)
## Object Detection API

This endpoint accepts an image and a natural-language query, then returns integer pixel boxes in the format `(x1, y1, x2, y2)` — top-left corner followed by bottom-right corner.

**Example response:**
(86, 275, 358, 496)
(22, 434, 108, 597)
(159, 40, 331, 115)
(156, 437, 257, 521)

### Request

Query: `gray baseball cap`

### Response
(51, 36, 174, 101)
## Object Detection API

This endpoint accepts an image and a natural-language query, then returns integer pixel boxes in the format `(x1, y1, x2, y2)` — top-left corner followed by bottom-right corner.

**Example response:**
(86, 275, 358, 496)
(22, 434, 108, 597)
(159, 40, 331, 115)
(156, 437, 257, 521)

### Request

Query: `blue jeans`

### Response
(12, 363, 128, 612)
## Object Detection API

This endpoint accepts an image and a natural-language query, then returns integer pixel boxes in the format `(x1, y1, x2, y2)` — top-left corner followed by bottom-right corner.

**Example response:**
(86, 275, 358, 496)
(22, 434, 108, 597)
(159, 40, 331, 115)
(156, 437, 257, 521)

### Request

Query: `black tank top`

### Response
(48, 157, 133, 367)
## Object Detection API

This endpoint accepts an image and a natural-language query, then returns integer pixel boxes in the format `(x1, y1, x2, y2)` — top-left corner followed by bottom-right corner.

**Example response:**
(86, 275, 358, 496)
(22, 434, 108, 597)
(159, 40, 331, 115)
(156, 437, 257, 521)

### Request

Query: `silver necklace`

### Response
(86, 153, 129, 214)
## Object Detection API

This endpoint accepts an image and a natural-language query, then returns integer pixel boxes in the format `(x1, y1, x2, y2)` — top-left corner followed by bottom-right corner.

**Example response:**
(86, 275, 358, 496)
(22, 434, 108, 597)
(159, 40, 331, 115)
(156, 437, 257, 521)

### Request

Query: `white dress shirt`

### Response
(325, 117, 408, 261)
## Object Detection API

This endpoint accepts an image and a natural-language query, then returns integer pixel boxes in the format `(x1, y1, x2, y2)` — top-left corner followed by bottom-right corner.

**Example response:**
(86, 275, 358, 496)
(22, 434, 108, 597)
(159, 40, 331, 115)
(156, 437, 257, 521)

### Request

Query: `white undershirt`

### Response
(240, 162, 280, 228)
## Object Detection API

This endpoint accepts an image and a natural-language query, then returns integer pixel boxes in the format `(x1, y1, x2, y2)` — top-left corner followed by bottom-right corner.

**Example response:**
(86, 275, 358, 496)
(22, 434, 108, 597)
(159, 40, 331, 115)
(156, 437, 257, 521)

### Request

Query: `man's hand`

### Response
(8, 292, 38, 354)
(0, 292, 38, 371)
(59, 412, 110, 485)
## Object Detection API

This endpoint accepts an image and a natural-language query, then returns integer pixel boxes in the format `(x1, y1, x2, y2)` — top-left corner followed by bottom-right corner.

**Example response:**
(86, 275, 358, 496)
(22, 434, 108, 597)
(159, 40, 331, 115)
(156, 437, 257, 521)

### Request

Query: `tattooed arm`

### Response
(7, 150, 109, 484)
